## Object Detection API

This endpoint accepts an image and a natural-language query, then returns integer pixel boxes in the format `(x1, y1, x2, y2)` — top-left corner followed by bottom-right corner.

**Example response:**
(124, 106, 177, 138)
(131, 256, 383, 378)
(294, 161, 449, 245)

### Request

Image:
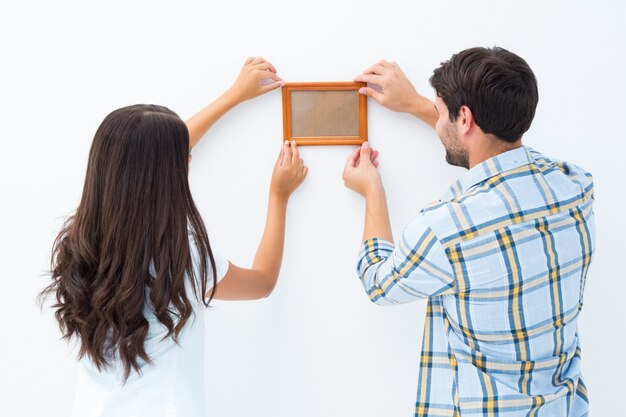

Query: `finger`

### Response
(301, 165, 308, 178)
(346, 146, 361, 169)
(362, 63, 388, 76)
(358, 87, 384, 103)
(290, 141, 300, 165)
(259, 72, 284, 85)
(244, 57, 255, 66)
(254, 59, 277, 73)
(259, 72, 280, 80)
(281, 141, 291, 166)
(353, 73, 385, 85)
(260, 80, 285, 93)
(259, 72, 285, 90)
(250, 56, 265, 66)
(363, 62, 392, 76)
(252, 62, 276, 73)
(373, 160, 379, 168)
(370, 149, 379, 163)
(359, 142, 372, 165)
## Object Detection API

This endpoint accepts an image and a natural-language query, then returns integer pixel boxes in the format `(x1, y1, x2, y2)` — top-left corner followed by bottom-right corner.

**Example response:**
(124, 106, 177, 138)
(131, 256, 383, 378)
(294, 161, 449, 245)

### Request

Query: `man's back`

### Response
(357, 145, 594, 416)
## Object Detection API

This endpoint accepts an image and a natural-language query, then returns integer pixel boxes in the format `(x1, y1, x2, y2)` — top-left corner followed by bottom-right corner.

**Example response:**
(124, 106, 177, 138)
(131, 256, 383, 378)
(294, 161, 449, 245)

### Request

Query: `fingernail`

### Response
(362, 141, 370, 149)
(359, 88, 366, 95)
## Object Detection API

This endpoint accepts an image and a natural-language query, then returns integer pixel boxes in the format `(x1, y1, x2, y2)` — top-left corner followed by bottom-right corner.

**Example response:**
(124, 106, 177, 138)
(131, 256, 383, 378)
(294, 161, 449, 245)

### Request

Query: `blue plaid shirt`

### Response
(357, 146, 594, 416)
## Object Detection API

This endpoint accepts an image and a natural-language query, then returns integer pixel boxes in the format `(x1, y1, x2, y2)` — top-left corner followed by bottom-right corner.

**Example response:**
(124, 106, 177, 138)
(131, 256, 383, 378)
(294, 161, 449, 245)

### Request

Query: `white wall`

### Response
(1, 1, 624, 416)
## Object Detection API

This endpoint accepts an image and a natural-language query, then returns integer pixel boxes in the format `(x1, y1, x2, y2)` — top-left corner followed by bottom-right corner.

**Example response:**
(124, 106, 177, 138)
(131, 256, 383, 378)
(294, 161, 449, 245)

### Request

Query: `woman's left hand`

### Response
(226, 57, 285, 103)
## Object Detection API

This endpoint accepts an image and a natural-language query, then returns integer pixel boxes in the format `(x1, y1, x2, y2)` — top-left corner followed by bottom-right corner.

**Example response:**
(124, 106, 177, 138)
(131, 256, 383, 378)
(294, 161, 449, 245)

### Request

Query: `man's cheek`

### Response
(435, 124, 444, 142)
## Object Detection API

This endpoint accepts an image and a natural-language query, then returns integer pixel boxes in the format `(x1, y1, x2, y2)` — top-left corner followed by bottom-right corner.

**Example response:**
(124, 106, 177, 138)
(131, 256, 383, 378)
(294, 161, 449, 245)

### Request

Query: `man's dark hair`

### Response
(430, 46, 538, 143)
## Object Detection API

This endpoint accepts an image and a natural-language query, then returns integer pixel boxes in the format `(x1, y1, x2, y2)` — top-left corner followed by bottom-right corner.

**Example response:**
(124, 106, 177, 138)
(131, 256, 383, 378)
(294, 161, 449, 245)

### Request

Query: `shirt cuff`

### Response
(356, 237, 395, 277)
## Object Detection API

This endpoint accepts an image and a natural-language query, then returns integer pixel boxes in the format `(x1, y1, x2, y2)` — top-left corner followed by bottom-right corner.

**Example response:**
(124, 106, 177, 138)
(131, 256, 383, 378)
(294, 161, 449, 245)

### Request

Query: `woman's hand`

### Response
(270, 141, 307, 201)
(212, 141, 307, 301)
(226, 56, 285, 104)
(186, 57, 285, 148)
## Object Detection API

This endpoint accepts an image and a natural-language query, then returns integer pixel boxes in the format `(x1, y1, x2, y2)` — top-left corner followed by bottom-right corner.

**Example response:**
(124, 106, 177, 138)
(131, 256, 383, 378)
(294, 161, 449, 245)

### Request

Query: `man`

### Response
(342, 47, 594, 416)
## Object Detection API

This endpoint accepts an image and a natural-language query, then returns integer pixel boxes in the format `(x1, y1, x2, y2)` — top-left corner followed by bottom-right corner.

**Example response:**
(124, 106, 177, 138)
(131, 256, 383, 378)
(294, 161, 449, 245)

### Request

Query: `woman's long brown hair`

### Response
(40, 104, 217, 381)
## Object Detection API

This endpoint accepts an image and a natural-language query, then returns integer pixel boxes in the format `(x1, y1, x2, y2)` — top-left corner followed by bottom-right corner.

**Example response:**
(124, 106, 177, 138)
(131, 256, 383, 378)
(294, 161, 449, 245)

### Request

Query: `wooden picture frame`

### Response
(281, 82, 368, 146)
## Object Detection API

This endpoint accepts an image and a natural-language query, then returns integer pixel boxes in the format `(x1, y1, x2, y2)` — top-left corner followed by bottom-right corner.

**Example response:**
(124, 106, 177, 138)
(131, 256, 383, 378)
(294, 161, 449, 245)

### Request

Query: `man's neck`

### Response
(468, 137, 523, 169)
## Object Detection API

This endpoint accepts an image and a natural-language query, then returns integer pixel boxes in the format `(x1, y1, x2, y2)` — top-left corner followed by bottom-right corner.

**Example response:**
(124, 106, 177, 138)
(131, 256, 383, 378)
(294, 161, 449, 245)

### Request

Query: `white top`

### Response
(71, 239, 229, 417)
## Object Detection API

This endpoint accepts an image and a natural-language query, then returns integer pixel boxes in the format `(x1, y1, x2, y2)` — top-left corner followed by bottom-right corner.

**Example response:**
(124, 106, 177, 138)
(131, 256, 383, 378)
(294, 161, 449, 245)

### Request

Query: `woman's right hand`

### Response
(270, 141, 307, 201)
(213, 141, 306, 301)
(226, 56, 285, 104)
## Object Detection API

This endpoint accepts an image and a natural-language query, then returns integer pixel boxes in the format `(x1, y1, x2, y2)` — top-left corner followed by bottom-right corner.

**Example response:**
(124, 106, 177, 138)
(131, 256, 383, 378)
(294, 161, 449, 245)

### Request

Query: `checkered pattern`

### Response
(357, 146, 594, 416)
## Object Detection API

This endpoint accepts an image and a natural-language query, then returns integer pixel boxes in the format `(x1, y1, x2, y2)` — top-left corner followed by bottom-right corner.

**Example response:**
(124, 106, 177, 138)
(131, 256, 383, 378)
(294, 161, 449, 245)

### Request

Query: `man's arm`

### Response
(342, 143, 456, 305)
(342, 143, 392, 242)
(186, 56, 285, 149)
(354, 59, 438, 129)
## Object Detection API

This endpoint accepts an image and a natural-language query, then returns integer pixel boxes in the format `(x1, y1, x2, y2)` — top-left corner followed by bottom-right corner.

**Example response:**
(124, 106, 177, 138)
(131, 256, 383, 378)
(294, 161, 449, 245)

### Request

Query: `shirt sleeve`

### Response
(211, 248, 230, 284)
(189, 235, 230, 289)
(356, 216, 456, 305)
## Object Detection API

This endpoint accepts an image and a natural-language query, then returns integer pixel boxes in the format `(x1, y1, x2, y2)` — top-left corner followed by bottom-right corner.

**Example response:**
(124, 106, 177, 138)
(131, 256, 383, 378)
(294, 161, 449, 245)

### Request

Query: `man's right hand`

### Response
(354, 60, 437, 129)
(354, 60, 421, 113)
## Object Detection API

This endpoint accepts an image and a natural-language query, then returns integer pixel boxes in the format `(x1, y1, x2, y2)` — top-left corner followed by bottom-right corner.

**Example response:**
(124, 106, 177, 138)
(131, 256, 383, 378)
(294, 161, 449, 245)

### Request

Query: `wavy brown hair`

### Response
(40, 104, 217, 381)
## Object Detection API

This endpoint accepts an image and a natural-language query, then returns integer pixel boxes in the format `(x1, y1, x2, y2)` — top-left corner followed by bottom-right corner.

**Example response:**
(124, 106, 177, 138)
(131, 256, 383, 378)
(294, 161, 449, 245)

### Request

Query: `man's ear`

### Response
(458, 105, 475, 134)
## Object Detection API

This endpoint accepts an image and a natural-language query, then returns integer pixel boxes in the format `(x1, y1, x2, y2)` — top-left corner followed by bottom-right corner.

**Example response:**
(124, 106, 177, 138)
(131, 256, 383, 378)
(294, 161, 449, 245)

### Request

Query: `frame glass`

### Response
(281, 82, 368, 146)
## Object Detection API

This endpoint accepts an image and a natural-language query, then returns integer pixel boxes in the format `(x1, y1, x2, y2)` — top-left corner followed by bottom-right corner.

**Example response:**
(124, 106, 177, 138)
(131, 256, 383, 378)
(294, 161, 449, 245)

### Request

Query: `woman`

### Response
(40, 57, 307, 417)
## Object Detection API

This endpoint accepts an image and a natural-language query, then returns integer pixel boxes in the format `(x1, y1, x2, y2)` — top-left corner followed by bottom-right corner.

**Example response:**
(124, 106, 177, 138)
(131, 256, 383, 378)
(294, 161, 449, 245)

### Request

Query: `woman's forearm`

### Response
(185, 90, 241, 149)
(185, 57, 284, 149)
(251, 192, 289, 291)
(210, 141, 305, 301)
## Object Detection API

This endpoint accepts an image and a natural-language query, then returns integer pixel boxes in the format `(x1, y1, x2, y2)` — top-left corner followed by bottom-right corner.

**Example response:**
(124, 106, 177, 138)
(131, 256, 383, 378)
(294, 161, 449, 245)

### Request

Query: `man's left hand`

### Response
(342, 142, 383, 197)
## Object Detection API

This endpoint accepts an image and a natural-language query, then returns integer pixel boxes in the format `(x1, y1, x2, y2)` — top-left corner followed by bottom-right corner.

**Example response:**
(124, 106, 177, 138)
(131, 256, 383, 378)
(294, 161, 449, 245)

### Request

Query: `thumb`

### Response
(359, 142, 373, 165)
(358, 87, 384, 104)
(260, 75, 285, 92)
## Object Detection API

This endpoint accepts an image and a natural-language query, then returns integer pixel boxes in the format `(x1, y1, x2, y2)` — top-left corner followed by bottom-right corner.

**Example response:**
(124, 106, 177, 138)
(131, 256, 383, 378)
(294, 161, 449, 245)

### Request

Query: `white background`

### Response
(1, 1, 624, 416)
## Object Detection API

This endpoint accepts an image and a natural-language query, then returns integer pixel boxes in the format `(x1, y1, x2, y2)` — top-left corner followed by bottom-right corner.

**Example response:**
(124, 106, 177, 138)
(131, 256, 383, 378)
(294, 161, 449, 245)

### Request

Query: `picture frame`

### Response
(281, 82, 368, 146)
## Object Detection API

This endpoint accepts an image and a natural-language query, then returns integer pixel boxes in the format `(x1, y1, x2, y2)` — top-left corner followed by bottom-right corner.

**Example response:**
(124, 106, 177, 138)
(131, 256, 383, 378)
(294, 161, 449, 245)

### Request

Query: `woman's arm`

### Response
(212, 141, 307, 300)
(186, 56, 284, 149)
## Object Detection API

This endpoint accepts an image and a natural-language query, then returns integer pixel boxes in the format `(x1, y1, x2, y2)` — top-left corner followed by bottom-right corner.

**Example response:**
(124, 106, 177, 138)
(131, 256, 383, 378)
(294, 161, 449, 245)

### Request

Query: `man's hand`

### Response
(354, 60, 421, 113)
(342, 142, 382, 197)
(354, 60, 437, 128)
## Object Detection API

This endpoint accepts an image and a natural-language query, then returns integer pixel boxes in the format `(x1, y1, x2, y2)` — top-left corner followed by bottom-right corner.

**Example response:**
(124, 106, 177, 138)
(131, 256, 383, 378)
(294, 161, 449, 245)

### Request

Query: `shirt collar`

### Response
(447, 145, 535, 198)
